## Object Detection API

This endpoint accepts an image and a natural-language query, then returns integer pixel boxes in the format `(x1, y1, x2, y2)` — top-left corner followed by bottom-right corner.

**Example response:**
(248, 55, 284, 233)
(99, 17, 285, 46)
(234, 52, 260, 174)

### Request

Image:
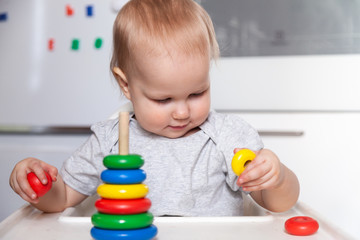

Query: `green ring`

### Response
(103, 155, 144, 169)
(91, 212, 154, 230)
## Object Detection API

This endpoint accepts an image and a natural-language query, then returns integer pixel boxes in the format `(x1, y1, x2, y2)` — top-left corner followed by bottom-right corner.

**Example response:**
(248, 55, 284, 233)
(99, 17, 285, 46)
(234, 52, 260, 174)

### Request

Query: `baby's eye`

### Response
(190, 91, 205, 97)
(154, 98, 171, 104)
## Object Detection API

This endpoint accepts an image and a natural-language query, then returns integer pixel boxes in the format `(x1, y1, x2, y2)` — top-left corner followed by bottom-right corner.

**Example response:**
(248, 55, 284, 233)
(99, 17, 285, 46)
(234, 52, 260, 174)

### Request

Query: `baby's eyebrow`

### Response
(194, 85, 210, 93)
(144, 91, 170, 100)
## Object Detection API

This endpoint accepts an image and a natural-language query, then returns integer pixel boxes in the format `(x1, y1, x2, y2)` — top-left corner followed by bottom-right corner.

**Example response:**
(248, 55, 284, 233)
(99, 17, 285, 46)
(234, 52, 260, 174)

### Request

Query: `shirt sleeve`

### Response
(60, 120, 118, 196)
(216, 113, 264, 192)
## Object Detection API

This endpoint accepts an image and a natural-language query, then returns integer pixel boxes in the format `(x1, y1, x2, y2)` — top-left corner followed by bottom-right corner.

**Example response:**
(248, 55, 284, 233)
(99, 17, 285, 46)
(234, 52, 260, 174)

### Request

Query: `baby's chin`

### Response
(162, 126, 201, 139)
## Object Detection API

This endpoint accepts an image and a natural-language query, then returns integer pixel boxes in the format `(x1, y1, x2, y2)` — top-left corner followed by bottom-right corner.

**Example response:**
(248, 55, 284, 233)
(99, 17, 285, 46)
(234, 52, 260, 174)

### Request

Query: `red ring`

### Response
(95, 198, 151, 215)
(285, 216, 319, 236)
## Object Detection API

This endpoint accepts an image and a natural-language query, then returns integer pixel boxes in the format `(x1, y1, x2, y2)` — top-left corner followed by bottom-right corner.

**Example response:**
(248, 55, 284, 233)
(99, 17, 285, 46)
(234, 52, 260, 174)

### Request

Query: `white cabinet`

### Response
(210, 55, 360, 111)
(0, 135, 89, 222)
(237, 112, 360, 238)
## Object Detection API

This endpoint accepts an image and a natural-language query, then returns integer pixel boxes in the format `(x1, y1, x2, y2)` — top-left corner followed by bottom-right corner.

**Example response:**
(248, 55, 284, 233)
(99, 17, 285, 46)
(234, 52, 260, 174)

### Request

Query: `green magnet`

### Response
(71, 39, 80, 50)
(94, 38, 102, 49)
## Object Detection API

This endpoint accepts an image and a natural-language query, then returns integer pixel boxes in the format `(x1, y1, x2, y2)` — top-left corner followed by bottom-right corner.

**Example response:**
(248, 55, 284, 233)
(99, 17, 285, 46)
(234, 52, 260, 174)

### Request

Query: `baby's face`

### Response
(126, 51, 211, 138)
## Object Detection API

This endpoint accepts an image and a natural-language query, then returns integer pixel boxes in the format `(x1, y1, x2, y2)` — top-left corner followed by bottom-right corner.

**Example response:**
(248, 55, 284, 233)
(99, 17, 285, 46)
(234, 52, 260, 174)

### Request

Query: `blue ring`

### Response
(91, 225, 158, 240)
(101, 169, 146, 184)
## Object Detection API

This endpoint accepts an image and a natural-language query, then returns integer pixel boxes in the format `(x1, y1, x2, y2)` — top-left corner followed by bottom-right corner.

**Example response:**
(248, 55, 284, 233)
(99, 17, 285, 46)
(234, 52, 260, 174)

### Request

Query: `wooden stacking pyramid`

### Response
(91, 112, 158, 240)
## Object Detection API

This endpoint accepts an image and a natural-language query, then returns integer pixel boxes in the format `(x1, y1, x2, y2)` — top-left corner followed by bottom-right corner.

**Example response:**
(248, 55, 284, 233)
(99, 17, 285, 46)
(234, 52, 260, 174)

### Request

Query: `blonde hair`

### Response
(110, 0, 219, 77)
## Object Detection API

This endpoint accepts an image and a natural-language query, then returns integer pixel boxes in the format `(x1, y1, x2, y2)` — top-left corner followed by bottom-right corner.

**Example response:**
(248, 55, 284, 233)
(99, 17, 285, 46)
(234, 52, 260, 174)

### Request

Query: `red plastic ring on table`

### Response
(95, 198, 151, 214)
(285, 216, 319, 236)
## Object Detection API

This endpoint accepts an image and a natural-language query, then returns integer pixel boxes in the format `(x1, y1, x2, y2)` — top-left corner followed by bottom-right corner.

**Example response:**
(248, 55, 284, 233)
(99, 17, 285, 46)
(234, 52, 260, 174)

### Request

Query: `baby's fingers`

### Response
(239, 171, 275, 191)
(11, 171, 39, 203)
(17, 185, 39, 204)
(237, 157, 271, 184)
(27, 162, 57, 186)
(237, 169, 270, 188)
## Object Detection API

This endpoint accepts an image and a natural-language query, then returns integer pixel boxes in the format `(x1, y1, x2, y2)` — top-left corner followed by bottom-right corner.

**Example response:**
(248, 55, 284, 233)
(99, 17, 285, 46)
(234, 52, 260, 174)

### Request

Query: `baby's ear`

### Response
(113, 67, 131, 99)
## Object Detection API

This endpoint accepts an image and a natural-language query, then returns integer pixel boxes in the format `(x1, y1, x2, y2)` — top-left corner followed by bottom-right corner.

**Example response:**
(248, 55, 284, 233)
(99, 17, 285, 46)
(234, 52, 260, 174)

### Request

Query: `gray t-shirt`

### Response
(60, 110, 263, 216)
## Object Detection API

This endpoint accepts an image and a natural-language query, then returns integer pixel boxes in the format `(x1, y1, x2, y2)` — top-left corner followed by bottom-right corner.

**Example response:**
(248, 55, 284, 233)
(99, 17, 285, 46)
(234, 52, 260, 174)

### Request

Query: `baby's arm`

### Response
(30, 174, 87, 212)
(235, 149, 300, 212)
(10, 157, 87, 212)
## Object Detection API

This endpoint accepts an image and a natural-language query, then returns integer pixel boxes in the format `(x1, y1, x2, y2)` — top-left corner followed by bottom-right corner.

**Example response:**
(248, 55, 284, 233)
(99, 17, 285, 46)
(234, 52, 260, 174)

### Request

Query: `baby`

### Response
(10, 0, 299, 216)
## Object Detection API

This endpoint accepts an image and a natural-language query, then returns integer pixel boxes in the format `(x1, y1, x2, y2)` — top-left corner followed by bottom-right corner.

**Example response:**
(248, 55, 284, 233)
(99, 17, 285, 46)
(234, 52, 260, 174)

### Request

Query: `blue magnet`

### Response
(101, 169, 146, 184)
(0, 12, 8, 21)
(86, 5, 93, 17)
(91, 225, 158, 240)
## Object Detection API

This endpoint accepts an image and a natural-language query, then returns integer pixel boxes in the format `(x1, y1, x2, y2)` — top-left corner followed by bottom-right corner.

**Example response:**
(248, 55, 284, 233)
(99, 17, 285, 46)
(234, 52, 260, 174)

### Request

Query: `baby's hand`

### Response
(9, 158, 58, 203)
(235, 148, 285, 192)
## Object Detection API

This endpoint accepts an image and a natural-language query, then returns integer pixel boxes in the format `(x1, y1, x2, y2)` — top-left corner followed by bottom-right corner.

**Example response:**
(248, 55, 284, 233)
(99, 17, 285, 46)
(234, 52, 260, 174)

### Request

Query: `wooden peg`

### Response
(118, 112, 129, 155)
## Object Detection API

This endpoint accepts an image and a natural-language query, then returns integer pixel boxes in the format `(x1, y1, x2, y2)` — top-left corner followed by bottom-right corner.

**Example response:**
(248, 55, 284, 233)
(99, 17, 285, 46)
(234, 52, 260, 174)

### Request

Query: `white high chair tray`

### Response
(0, 195, 352, 240)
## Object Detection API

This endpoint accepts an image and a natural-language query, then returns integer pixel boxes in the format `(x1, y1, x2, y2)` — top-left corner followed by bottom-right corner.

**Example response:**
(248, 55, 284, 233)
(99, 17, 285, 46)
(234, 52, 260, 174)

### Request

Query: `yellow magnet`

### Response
(231, 149, 256, 176)
(97, 184, 149, 199)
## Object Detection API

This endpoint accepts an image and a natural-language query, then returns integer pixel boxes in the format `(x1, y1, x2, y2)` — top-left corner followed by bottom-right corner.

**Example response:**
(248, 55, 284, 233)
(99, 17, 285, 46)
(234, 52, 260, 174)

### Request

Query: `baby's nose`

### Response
(172, 102, 190, 120)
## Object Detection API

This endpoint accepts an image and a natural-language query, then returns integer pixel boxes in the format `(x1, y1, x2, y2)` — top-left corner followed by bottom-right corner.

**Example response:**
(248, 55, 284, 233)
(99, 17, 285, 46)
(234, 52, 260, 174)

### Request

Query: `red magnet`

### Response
(27, 172, 52, 197)
(48, 38, 54, 51)
(285, 216, 319, 236)
(95, 198, 151, 215)
(65, 5, 74, 16)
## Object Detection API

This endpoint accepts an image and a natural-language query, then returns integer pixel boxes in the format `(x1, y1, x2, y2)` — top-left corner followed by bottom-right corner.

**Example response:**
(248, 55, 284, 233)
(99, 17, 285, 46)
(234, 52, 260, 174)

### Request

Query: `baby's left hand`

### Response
(235, 148, 285, 192)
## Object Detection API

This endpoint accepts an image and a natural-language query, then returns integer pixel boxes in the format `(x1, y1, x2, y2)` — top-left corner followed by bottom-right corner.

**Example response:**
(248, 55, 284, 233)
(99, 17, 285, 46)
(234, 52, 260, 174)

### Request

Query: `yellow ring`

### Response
(97, 184, 149, 199)
(231, 149, 256, 176)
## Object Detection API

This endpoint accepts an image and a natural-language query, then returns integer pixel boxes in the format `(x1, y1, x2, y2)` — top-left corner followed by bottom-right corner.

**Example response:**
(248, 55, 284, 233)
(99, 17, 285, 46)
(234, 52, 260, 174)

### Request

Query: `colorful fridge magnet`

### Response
(86, 5, 94, 17)
(94, 38, 103, 49)
(71, 39, 80, 50)
(66, 5, 74, 16)
(48, 38, 55, 51)
(0, 12, 8, 21)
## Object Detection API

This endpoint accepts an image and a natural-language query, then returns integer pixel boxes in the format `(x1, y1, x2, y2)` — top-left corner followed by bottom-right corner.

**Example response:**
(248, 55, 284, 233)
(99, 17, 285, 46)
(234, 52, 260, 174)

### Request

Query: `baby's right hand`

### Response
(9, 158, 58, 204)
